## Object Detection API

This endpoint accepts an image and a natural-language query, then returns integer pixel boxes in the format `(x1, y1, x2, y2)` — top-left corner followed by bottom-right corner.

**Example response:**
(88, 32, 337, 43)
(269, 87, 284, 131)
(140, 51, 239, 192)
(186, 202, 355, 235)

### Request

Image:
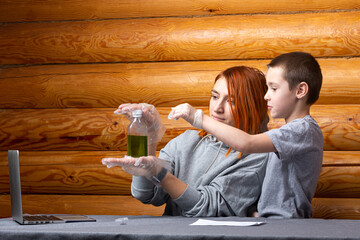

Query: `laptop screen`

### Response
(8, 150, 24, 223)
(7, 150, 96, 224)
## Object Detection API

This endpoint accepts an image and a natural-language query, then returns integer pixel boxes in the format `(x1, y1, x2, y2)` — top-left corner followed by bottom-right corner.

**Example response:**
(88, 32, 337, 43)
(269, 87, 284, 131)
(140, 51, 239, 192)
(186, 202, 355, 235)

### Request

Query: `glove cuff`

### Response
(150, 167, 168, 185)
(192, 109, 203, 129)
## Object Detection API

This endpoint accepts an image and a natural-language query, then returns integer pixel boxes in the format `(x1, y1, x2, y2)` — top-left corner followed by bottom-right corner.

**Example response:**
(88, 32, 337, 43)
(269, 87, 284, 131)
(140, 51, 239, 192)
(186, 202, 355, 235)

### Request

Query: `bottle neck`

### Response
(133, 116, 142, 122)
(128, 116, 147, 136)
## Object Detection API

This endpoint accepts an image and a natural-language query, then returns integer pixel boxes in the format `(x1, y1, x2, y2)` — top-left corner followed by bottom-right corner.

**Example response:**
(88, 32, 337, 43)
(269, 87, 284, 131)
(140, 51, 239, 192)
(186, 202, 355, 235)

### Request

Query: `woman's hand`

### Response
(168, 103, 203, 129)
(102, 156, 150, 176)
(102, 156, 187, 199)
(114, 103, 158, 128)
(114, 103, 166, 155)
(102, 156, 171, 183)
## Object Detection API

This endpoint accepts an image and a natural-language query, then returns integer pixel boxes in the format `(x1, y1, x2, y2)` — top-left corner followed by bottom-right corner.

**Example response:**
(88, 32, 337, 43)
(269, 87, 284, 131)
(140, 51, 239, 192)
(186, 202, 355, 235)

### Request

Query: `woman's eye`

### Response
(227, 99, 235, 104)
(211, 95, 218, 99)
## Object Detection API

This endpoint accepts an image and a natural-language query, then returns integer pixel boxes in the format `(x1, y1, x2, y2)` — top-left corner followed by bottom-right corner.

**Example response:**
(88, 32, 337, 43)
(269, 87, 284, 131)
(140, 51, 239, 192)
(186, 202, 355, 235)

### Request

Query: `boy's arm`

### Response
(202, 115, 276, 153)
(168, 103, 276, 154)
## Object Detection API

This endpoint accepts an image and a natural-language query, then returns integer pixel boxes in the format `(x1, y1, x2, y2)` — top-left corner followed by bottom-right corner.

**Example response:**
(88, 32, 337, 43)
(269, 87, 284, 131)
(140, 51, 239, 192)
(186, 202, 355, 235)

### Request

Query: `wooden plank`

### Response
(2, 150, 356, 167)
(1, 151, 360, 197)
(323, 151, 360, 166)
(1, 12, 359, 65)
(317, 58, 360, 105)
(0, 58, 359, 109)
(0, 194, 165, 218)
(312, 198, 360, 219)
(1, 194, 359, 220)
(1, 0, 359, 22)
(0, 108, 190, 151)
(0, 105, 359, 151)
(0, 152, 133, 195)
(268, 105, 360, 151)
(315, 166, 360, 198)
(0, 150, 130, 166)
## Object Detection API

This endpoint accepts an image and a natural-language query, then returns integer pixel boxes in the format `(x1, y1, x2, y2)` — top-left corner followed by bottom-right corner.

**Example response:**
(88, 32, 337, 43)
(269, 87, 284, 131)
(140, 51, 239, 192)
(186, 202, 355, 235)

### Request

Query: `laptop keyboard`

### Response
(23, 215, 63, 223)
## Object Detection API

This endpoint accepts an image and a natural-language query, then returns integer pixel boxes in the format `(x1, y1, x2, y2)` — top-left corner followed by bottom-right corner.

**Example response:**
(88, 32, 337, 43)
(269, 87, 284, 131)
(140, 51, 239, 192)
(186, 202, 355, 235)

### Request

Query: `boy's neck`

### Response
(285, 104, 311, 124)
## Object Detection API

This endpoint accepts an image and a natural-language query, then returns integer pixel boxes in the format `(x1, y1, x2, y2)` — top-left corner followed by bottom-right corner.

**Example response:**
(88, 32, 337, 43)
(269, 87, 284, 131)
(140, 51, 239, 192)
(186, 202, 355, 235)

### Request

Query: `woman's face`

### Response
(209, 77, 235, 127)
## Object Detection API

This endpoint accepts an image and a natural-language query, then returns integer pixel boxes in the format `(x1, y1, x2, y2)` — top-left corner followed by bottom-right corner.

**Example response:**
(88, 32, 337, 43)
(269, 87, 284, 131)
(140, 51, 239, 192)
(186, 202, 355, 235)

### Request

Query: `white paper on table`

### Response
(190, 219, 264, 227)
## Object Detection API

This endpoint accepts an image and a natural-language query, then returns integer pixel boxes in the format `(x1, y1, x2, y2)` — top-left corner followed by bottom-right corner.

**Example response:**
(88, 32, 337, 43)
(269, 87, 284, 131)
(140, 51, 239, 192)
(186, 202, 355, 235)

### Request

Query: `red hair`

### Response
(199, 66, 268, 157)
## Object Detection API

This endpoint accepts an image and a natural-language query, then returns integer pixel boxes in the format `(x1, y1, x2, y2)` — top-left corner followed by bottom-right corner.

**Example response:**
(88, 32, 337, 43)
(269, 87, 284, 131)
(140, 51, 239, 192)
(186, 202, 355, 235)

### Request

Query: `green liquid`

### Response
(127, 135, 148, 158)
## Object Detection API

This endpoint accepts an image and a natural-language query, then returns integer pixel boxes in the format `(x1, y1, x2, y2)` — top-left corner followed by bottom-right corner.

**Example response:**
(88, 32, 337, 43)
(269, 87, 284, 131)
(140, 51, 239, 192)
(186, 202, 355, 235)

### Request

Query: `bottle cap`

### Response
(132, 109, 142, 117)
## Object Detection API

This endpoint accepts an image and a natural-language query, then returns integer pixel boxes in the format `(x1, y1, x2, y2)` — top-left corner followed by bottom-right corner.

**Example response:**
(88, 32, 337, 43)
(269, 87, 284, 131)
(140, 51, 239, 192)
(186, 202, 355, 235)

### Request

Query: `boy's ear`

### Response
(296, 82, 309, 100)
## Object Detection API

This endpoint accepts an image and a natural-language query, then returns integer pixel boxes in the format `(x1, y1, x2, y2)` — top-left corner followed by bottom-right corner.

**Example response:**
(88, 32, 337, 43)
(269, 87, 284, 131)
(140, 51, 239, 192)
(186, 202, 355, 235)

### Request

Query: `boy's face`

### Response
(264, 67, 298, 121)
(209, 77, 235, 127)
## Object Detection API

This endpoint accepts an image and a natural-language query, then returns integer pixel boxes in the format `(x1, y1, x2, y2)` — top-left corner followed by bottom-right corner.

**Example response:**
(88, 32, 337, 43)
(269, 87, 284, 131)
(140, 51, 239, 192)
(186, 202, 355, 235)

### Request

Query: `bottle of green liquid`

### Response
(127, 110, 148, 158)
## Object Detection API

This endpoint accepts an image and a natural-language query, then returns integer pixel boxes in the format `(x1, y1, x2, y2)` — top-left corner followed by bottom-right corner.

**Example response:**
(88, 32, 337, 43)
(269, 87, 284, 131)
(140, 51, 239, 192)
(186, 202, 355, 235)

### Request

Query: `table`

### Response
(0, 215, 359, 240)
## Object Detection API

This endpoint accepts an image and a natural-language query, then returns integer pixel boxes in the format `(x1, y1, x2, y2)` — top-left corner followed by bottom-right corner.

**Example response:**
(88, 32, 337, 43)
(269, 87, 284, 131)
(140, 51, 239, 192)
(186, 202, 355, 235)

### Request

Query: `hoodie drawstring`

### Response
(205, 141, 223, 173)
(193, 134, 224, 174)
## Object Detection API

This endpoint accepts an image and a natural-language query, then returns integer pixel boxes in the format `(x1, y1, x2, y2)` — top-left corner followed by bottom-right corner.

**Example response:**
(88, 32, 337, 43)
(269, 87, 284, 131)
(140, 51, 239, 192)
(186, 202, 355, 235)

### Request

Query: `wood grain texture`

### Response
(315, 166, 360, 198)
(1, 194, 359, 219)
(312, 198, 360, 219)
(1, 58, 359, 108)
(1, 105, 358, 151)
(1, 0, 359, 22)
(1, 12, 359, 65)
(1, 151, 359, 197)
(268, 105, 360, 151)
(323, 151, 360, 166)
(0, 194, 164, 218)
(0, 151, 133, 195)
(0, 0, 358, 222)
(0, 108, 190, 151)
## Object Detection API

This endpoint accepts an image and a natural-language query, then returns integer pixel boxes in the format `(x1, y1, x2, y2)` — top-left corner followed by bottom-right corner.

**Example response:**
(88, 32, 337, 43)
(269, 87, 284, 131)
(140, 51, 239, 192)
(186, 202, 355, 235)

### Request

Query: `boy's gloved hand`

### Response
(102, 156, 171, 185)
(168, 103, 203, 129)
(114, 103, 166, 153)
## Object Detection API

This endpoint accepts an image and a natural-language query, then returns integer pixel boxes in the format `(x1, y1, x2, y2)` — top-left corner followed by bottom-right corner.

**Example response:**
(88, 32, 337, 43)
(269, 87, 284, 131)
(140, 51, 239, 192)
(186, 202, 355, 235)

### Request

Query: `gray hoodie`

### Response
(131, 130, 268, 217)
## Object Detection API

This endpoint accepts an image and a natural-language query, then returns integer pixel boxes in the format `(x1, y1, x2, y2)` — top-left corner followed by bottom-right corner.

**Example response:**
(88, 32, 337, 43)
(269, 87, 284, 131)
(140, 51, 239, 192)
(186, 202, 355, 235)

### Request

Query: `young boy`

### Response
(170, 51, 323, 218)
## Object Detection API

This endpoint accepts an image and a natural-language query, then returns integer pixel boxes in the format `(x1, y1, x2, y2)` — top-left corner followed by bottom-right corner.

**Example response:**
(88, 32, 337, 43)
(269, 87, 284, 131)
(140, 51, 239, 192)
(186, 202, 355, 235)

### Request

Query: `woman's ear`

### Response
(296, 82, 309, 100)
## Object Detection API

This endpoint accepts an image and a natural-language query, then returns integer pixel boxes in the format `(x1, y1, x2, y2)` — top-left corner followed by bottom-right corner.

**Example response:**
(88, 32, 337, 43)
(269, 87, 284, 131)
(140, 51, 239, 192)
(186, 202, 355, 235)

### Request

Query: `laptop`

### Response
(8, 150, 96, 224)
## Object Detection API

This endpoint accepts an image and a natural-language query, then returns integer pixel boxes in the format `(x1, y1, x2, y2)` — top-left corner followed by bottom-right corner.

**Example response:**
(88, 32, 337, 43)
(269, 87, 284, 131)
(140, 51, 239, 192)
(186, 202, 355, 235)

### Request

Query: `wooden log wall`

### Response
(0, 0, 359, 219)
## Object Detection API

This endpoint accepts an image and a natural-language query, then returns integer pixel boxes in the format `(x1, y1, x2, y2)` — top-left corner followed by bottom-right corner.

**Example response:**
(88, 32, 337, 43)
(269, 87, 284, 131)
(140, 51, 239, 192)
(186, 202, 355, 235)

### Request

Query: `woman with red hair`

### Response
(103, 66, 269, 217)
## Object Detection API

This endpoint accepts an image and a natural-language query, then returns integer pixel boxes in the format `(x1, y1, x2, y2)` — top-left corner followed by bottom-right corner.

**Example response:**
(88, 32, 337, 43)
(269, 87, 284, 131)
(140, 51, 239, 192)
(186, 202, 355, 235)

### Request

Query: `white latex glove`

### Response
(114, 103, 166, 152)
(168, 103, 203, 129)
(102, 156, 171, 185)
(114, 103, 155, 123)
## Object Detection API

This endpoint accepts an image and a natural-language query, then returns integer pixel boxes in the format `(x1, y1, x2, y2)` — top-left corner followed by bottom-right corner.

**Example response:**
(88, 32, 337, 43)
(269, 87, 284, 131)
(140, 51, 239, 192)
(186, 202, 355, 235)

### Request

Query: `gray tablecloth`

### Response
(0, 215, 359, 240)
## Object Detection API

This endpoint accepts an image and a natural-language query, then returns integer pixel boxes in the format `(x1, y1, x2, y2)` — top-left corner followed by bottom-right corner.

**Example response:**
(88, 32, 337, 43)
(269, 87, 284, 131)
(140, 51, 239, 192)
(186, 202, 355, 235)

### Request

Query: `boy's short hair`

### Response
(267, 51, 322, 105)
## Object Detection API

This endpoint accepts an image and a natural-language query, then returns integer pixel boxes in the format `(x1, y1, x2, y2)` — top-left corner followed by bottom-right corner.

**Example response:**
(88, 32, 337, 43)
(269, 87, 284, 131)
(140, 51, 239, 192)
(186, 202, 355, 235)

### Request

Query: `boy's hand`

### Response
(168, 103, 203, 129)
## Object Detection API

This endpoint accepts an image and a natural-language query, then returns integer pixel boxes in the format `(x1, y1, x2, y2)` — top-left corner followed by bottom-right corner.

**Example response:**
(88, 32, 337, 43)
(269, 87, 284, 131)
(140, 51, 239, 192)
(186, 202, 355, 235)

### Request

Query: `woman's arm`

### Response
(159, 172, 187, 199)
(173, 152, 268, 217)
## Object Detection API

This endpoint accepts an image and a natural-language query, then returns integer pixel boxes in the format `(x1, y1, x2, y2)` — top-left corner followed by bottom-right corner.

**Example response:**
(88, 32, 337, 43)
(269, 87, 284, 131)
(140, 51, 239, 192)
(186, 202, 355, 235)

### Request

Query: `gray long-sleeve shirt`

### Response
(131, 130, 268, 217)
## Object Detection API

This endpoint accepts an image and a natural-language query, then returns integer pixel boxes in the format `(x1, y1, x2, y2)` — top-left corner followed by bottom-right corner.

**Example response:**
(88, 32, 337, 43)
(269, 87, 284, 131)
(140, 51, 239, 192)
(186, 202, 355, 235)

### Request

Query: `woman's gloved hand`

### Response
(102, 156, 171, 185)
(114, 103, 166, 154)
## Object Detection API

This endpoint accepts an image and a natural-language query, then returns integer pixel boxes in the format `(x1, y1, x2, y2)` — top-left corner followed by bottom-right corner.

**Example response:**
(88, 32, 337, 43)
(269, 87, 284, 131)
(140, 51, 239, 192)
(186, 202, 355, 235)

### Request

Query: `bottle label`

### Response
(127, 135, 148, 158)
